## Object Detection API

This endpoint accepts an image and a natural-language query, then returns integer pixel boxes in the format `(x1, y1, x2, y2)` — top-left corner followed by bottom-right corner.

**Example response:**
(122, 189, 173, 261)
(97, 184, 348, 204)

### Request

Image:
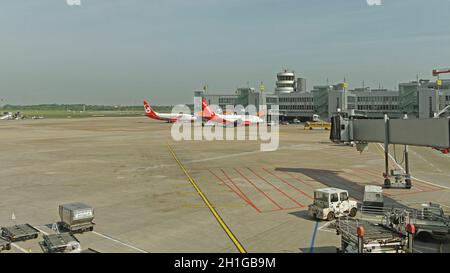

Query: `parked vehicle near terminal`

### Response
(308, 188, 358, 221)
(304, 121, 331, 130)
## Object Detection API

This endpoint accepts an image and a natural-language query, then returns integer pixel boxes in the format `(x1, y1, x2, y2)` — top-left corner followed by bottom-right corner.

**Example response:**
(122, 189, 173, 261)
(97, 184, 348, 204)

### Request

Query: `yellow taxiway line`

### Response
(167, 143, 247, 253)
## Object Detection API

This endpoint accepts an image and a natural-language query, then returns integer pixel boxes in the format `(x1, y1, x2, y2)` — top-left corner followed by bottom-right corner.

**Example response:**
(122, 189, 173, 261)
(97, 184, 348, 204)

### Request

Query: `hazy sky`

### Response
(1, 0, 449, 105)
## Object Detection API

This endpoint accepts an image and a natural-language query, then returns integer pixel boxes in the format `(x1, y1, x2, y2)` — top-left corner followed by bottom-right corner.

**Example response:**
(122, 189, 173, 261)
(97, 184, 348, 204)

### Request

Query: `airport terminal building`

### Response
(195, 70, 450, 121)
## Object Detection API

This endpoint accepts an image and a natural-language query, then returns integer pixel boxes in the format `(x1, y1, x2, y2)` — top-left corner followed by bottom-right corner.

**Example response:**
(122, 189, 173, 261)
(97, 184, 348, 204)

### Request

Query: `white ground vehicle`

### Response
(308, 188, 358, 221)
(363, 185, 383, 207)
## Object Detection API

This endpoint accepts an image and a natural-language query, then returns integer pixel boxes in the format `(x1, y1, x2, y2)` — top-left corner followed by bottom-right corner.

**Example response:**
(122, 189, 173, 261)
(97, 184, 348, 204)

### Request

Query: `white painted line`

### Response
(92, 231, 148, 253)
(317, 222, 336, 233)
(34, 225, 147, 253)
(11, 243, 28, 253)
(409, 176, 450, 190)
(413, 248, 423, 253)
(34, 226, 49, 235)
(377, 144, 450, 190)
(318, 222, 331, 230)
(318, 228, 335, 234)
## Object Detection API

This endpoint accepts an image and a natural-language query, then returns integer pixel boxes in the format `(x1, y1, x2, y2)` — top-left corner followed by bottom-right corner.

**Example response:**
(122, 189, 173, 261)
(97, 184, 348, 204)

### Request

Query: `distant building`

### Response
(195, 70, 450, 121)
(275, 70, 296, 94)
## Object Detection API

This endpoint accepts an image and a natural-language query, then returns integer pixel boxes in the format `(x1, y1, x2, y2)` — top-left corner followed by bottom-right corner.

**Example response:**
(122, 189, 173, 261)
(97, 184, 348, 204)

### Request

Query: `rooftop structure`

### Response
(195, 70, 450, 121)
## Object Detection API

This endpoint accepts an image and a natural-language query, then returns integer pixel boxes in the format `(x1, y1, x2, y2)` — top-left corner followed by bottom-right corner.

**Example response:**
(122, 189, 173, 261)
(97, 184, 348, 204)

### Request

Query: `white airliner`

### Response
(143, 100, 197, 123)
(0, 113, 13, 120)
(201, 99, 265, 126)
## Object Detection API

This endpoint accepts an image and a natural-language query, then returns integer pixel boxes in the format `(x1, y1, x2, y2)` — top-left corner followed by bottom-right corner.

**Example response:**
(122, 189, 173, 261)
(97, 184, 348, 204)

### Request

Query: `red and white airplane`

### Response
(201, 99, 265, 126)
(143, 100, 197, 123)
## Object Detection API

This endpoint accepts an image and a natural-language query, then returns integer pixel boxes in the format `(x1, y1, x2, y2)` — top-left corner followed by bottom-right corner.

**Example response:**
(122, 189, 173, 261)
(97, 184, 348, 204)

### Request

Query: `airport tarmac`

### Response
(0, 117, 449, 253)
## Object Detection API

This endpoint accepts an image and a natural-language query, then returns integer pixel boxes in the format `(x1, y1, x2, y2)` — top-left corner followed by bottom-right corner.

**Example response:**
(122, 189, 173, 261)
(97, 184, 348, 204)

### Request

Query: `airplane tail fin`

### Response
(201, 99, 215, 119)
(143, 100, 158, 118)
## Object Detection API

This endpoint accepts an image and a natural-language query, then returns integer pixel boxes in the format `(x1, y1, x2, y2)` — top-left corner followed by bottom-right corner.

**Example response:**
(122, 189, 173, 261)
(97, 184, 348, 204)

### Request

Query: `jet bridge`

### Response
(330, 112, 450, 188)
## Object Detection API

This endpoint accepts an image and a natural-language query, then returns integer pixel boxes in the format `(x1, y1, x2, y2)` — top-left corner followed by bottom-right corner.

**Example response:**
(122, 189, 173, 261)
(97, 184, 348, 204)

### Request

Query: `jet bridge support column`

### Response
(404, 145, 411, 187)
(383, 114, 390, 187)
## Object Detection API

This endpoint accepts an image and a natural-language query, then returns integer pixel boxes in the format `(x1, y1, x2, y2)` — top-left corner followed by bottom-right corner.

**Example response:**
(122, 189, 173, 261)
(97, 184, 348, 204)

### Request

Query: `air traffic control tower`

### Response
(275, 69, 296, 94)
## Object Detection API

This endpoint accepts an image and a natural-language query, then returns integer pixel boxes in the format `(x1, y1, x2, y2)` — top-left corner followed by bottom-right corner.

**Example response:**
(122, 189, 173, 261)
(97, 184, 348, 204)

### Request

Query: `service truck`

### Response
(308, 188, 358, 221)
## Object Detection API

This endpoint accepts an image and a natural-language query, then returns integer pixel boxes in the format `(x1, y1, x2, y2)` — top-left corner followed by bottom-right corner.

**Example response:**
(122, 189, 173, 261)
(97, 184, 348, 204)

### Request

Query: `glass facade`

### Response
(399, 83, 419, 115)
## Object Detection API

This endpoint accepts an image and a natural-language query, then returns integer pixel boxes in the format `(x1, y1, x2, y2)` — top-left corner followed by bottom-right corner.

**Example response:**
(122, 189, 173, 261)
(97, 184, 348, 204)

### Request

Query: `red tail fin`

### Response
(143, 100, 158, 119)
(201, 99, 215, 119)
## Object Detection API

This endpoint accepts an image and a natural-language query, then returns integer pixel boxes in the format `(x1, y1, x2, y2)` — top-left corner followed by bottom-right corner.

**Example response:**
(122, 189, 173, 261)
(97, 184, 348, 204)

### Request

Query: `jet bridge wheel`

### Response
(384, 179, 391, 188)
(405, 179, 412, 189)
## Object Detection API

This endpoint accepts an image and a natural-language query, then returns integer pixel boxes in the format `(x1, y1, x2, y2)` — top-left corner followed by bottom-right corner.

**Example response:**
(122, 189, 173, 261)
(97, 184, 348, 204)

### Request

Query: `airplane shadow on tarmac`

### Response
(275, 167, 407, 209)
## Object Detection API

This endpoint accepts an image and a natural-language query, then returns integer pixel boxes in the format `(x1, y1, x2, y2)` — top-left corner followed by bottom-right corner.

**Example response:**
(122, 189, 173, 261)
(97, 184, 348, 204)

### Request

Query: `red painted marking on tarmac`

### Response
(264, 206, 303, 213)
(220, 169, 262, 213)
(247, 168, 305, 208)
(209, 169, 260, 212)
(234, 168, 284, 210)
(263, 168, 314, 200)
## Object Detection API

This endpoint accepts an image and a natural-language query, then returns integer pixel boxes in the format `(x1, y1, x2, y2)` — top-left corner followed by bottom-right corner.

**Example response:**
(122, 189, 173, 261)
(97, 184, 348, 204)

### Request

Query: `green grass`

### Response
(16, 110, 144, 119)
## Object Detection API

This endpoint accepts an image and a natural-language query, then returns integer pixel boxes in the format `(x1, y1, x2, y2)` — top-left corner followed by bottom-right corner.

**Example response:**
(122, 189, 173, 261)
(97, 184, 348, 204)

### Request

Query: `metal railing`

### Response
(359, 205, 450, 235)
